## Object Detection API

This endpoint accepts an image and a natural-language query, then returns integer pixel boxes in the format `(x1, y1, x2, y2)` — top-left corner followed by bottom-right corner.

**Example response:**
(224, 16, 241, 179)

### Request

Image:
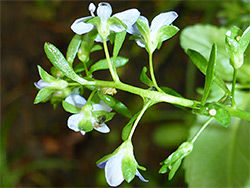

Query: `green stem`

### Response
(86, 88, 98, 105)
(231, 68, 237, 107)
(191, 117, 214, 144)
(83, 61, 91, 77)
(128, 101, 152, 140)
(103, 39, 119, 82)
(149, 52, 162, 91)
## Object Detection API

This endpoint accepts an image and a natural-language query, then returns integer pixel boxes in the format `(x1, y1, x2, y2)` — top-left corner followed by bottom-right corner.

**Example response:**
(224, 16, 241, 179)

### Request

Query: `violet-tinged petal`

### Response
(150, 11, 178, 33)
(34, 79, 52, 89)
(97, 161, 108, 169)
(71, 16, 94, 35)
(105, 152, 125, 187)
(127, 16, 149, 35)
(65, 94, 87, 109)
(135, 169, 149, 182)
(67, 113, 83, 132)
(97, 2, 112, 22)
(94, 123, 110, 133)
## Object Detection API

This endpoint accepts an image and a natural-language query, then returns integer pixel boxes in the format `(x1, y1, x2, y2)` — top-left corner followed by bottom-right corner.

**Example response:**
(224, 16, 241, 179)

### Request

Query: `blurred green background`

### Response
(1, 0, 249, 187)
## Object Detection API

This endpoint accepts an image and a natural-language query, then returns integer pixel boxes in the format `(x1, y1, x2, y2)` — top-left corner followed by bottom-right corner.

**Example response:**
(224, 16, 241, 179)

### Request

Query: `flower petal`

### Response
(94, 34, 104, 42)
(89, 3, 96, 14)
(94, 123, 110, 133)
(135, 39, 145, 48)
(65, 94, 87, 109)
(114, 9, 140, 26)
(135, 169, 149, 182)
(71, 16, 94, 35)
(105, 151, 125, 187)
(127, 16, 149, 35)
(34, 79, 52, 89)
(93, 101, 112, 112)
(67, 113, 83, 132)
(97, 161, 108, 169)
(80, 130, 86, 136)
(150, 11, 178, 34)
(97, 2, 112, 21)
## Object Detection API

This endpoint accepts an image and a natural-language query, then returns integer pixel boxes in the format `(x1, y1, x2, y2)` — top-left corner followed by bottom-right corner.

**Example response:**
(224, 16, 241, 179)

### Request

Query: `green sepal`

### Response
(137, 164, 146, 171)
(107, 17, 127, 30)
(50, 67, 64, 78)
(96, 153, 114, 165)
(79, 105, 93, 132)
(92, 111, 116, 122)
(98, 92, 132, 118)
(122, 112, 140, 141)
(90, 45, 103, 52)
(90, 57, 129, 73)
(66, 34, 82, 66)
(156, 25, 179, 46)
(113, 31, 127, 60)
(122, 152, 137, 183)
(62, 100, 81, 114)
(201, 43, 217, 105)
(85, 17, 101, 28)
(239, 26, 250, 54)
(136, 18, 150, 40)
(44, 42, 87, 84)
(187, 49, 230, 94)
(140, 67, 153, 87)
(34, 87, 53, 104)
(159, 142, 193, 179)
(37, 65, 56, 83)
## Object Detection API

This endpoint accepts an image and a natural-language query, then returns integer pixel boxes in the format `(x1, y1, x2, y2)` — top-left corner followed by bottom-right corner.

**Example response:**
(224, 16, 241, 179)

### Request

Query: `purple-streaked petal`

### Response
(65, 94, 87, 109)
(94, 123, 110, 133)
(105, 151, 124, 187)
(150, 11, 178, 34)
(71, 16, 94, 35)
(67, 113, 83, 132)
(93, 101, 112, 112)
(135, 169, 149, 182)
(34, 79, 52, 89)
(127, 16, 149, 35)
(97, 2, 112, 21)
(97, 161, 108, 169)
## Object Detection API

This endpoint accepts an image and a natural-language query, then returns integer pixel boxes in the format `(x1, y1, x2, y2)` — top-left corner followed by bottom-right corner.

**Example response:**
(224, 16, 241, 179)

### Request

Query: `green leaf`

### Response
(122, 112, 140, 141)
(184, 90, 250, 187)
(62, 100, 80, 114)
(66, 34, 82, 66)
(187, 49, 230, 94)
(201, 43, 217, 105)
(37, 65, 56, 83)
(89, 57, 129, 73)
(44, 42, 87, 84)
(156, 25, 179, 44)
(34, 87, 53, 104)
(113, 31, 127, 61)
(140, 67, 153, 87)
(122, 154, 137, 183)
(98, 92, 132, 118)
(180, 24, 233, 81)
(239, 26, 250, 54)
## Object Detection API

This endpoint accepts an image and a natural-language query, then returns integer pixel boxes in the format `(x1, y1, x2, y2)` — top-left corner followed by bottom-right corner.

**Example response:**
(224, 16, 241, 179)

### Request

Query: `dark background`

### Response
(1, 0, 248, 187)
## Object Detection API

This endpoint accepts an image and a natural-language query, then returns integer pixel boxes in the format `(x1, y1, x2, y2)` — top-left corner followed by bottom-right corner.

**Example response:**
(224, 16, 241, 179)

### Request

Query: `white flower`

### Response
(127, 11, 178, 52)
(34, 79, 53, 89)
(71, 2, 140, 42)
(66, 94, 112, 135)
(97, 140, 148, 187)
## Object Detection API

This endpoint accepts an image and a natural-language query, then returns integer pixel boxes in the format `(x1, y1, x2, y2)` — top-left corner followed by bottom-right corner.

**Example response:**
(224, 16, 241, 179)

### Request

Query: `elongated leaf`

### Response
(66, 34, 82, 66)
(113, 31, 127, 61)
(89, 57, 129, 73)
(140, 67, 153, 87)
(44, 43, 87, 84)
(239, 26, 250, 53)
(98, 92, 132, 118)
(122, 112, 140, 141)
(187, 49, 230, 94)
(201, 43, 217, 105)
